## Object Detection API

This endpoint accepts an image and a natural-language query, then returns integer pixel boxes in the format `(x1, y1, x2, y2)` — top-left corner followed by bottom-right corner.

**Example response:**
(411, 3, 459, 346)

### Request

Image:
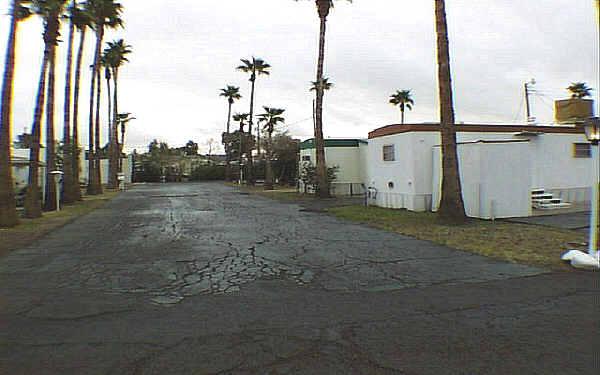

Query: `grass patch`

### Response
(255, 190, 309, 201)
(328, 205, 587, 272)
(0, 191, 120, 259)
(225, 182, 306, 201)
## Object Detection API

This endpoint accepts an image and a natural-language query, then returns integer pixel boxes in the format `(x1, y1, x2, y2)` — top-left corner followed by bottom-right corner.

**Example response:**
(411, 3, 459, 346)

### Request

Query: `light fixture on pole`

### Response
(583, 117, 600, 144)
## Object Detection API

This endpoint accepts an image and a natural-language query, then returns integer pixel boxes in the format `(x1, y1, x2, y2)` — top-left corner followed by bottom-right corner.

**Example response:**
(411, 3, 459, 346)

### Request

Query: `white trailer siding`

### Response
(529, 133, 594, 202)
(432, 141, 532, 219)
(365, 132, 438, 211)
(366, 124, 595, 218)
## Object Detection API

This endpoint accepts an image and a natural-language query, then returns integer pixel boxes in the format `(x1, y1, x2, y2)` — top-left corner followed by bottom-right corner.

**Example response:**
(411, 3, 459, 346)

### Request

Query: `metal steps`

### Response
(532, 189, 571, 209)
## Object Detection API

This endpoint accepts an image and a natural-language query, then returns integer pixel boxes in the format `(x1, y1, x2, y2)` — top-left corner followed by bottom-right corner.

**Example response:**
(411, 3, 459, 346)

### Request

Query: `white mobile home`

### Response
(299, 138, 368, 196)
(366, 123, 594, 218)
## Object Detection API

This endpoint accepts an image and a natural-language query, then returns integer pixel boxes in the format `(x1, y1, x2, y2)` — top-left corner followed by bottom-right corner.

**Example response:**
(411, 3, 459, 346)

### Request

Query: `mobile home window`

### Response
(301, 155, 311, 161)
(383, 145, 395, 161)
(573, 143, 591, 158)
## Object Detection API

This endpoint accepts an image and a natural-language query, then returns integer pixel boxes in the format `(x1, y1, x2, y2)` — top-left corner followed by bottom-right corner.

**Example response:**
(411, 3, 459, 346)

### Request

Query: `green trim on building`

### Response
(300, 138, 367, 150)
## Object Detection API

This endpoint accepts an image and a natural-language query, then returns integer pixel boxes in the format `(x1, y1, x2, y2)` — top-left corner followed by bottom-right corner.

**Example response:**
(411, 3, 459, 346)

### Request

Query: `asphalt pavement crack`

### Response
(23, 308, 135, 322)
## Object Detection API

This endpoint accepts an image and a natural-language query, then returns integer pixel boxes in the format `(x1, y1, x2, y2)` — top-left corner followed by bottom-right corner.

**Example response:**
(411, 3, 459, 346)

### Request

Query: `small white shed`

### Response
(299, 138, 368, 196)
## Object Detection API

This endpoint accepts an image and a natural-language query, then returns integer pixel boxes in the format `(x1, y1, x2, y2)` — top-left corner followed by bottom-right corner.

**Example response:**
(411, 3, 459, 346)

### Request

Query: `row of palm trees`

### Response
(299, 0, 465, 221)
(220, 57, 276, 186)
(223, 1, 345, 196)
(218, 0, 463, 222)
(0, 0, 132, 227)
(219, 62, 286, 191)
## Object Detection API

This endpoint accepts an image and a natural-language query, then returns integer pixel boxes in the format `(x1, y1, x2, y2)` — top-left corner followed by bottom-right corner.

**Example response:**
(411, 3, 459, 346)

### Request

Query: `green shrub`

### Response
(190, 165, 226, 181)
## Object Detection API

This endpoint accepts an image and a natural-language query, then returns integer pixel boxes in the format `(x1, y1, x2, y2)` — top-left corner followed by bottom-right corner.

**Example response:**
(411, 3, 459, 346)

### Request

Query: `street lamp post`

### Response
(583, 117, 600, 254)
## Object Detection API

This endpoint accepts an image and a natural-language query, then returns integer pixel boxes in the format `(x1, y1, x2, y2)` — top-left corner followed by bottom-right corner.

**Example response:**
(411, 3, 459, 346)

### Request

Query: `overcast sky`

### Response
(1, 0, 598, 154)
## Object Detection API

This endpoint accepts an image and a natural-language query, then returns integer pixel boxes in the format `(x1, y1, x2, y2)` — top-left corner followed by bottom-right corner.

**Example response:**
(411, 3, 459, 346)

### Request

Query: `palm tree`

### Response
(389, 90, 414, 124)
(103, 39, 131, 188)
(220, 85, 241, 134)
(309, 77, 334, 92)
(258, 107, 285, 190)
(24, 0, 66, 217)
(61, 0, 77, 204)
(567, 82, 592, 99)
(85, 0, 123, 195)
(300, 0, 352, 198)
(0, 0, 31, 227)
(116, 112, 135, 155)
(232, 112, 249, 182)
(233, 113, 249, 133)
(100, 51, 112, 185)
(70, 2, 91, 201)
(220, 85, 241, 181)
(43, 1, 66, 212)
(434, 0, 466, 223)
(237, 57, 270, 185)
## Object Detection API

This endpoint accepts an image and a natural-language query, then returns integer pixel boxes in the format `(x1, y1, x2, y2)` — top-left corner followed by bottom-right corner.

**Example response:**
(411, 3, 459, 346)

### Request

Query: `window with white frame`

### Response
(301, 155, 311, 161)
(573, 143, 591, 158)
(383, 145, 395, 161)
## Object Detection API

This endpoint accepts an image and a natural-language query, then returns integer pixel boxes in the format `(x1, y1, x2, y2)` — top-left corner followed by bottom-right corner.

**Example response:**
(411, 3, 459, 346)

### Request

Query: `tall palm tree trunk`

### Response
(25, 62, 49, 218)
(0, 0, 21, 227)
(225, 100, 232, 181)
(314, 2, 330, 198)
(256, 120, 260, 157)
(87, 26, 103, 195)
(435, 0, 466, 222)
(62, 8, 75, 204)
(109, 68, 119, 188)
(246, 80, 255, 185)
(72, 26, 86, 201)
(44, 41, 58, 211)
(105, 67, 115, 188)
(238, 122, 244, 182)
(264, 130, 274, 190)
(87, 47, 97, 193)
(226, 102, 232, 135)
(94, 65, 103, 194)
(400, 106, 405, 124)
(105, 69, 111, 150)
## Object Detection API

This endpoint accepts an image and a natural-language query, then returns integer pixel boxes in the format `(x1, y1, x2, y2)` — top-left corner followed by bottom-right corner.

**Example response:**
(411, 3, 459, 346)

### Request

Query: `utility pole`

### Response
(524, 78, 536, 123)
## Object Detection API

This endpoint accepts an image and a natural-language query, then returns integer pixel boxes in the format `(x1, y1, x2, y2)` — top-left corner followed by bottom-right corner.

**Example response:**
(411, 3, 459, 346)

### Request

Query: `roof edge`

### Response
(368, 123, 584, 139)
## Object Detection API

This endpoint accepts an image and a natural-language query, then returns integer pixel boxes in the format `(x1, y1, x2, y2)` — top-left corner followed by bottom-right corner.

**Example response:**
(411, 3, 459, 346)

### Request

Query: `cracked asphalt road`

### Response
(0, 182, 597, 374)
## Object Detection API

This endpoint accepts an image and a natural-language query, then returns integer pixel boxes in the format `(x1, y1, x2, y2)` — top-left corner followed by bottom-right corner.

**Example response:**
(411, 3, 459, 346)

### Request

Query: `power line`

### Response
(286, 117, 313, 127)
(535, 93, 555, 110)
(512, 92, 525, 123)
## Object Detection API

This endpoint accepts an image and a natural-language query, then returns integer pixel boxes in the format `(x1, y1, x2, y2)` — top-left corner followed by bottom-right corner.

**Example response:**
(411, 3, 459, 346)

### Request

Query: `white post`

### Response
(49, 171, 63, 212)
(589, 142, 599, 254)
